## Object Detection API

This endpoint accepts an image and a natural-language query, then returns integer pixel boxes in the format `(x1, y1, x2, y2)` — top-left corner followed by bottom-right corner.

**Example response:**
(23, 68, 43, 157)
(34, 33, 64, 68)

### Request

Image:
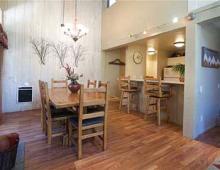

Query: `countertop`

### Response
(129, 79, 184, 85)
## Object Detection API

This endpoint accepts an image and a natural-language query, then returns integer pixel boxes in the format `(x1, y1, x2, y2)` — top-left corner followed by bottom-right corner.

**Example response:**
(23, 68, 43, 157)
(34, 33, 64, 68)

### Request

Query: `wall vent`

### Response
(17, 87, 32, 103)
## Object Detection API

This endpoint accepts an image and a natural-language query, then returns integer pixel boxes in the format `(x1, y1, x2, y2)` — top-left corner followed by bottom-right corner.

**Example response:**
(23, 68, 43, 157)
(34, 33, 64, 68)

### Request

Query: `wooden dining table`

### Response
(49, 87, 106, 109)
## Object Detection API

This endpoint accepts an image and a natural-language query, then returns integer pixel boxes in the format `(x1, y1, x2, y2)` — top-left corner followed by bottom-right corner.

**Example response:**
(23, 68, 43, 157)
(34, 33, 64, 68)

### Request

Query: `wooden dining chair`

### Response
(98, 81, 108, 88)
(39, 80, 74, 144)
(68, 83, 109, 159)
(87, 80, 97, 88)
(119, 76, 139, 113)
(39, 80, 47, 134)
(51, 79, 68, 88)
(144, 77, 171, 125)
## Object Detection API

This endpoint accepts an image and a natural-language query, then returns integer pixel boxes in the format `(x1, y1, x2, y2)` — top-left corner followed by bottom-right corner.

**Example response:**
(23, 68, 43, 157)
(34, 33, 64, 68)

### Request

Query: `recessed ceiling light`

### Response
(143, 31, 147, 35)
(172, 17, 179, 23)
(147, 48, 156, 55)
(174, 41, 185, 48)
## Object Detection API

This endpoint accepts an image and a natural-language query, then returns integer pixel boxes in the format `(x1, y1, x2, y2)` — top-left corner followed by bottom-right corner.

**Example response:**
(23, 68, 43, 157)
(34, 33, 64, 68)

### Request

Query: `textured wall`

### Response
(0, 0, 102, 112)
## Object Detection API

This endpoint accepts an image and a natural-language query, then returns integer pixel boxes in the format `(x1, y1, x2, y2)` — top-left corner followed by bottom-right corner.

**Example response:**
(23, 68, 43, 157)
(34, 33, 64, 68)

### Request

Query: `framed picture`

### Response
(202, 47, 220, 68)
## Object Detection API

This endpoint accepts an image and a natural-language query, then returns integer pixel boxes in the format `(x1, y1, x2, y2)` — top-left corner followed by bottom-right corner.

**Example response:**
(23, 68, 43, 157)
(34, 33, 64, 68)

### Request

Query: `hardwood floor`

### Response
(196, 127, 220, 148)
(0, 103, 220, 170)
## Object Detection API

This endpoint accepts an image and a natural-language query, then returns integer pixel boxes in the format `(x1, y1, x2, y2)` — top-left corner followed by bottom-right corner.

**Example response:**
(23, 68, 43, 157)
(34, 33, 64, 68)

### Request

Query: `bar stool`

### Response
(144, 76, 171, 125)
(119, 76, 139, 113)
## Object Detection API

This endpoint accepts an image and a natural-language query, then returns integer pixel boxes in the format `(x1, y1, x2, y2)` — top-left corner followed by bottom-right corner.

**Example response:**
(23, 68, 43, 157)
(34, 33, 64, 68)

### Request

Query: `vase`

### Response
(68, 82, 80, 93)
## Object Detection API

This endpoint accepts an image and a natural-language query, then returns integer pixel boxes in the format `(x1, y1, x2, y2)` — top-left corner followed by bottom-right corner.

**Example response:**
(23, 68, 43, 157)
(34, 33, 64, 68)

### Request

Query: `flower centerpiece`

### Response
(64, 64, 83, 93)
(51, 42, 84, 93)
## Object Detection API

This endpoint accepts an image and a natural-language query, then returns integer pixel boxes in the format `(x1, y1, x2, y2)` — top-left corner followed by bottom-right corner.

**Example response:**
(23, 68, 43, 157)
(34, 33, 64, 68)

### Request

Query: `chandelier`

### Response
(61, 0, 88, 42)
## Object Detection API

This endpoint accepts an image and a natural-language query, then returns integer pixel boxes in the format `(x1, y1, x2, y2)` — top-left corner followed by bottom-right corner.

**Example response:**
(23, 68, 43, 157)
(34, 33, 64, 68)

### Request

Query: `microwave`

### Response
(163, 67, 180, 82)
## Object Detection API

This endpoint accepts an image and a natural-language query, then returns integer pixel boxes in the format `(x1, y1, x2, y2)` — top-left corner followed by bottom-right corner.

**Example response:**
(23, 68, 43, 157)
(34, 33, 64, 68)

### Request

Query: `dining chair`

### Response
(39, 80, 47, 134)
(39, 80, 74, 144)
(68, 83, 109, 159)
(119, 76, 139, 113)
(87, 80, 97, 88)
(144, 76, 171, 125)
(51, 79, 68, 88)
(98, 81, 108, 88)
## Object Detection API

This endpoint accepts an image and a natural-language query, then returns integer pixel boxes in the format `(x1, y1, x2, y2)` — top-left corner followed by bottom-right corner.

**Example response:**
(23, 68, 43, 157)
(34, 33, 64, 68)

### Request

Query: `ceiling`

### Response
(200, 17, 220, 29)
(132, 28, 186, 51)
(209, 18, 220, 29)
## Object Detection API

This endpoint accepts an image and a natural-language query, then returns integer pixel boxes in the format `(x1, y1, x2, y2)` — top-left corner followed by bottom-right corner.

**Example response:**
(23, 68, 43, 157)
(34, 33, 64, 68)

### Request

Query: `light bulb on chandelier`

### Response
(61, 0, 89, 42)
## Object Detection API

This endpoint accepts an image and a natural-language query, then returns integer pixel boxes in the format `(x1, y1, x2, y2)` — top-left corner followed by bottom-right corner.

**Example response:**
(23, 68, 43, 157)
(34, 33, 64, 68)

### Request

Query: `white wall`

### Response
(184, 4, 220, 139)
(188, 0, 219, 12)
(102, 0, 188, 50)
(103, 50, 121, 97)
(0, 8, 2, 24)
(0, 0, 102, 112)
(194, 23, 220, 137)
(146, 53, 157, 78)
(125, 44, 146, 79)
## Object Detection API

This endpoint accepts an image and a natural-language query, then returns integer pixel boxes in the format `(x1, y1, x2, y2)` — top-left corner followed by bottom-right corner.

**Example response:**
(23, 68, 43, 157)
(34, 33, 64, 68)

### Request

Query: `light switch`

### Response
(218, 84, 220, 89)
(199, 86, 203, 94)
(200, 115, 203, 122)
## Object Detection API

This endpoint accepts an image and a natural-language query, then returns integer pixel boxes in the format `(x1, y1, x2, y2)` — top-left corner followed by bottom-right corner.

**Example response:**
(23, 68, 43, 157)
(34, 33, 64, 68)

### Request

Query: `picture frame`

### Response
(201, 47, 220, 68)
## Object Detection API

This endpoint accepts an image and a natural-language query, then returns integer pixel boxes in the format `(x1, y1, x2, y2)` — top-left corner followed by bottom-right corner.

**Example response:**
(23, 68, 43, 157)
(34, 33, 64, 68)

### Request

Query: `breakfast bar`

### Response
(123, 78, 184, 126)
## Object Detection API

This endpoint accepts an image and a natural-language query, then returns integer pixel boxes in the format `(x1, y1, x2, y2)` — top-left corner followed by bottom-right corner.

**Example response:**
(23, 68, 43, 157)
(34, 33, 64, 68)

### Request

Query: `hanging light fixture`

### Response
(61, 0, 88, 42)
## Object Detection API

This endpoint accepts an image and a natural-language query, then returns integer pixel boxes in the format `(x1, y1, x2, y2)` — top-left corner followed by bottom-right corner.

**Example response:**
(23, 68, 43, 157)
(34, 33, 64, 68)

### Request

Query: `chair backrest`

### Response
(87, 80, 97, 88)
(78, 83, 109, 121)
(144, 77, 161, 97)
(144, 76, 171, 97)
(98, 81, 108, 89)
(119, 76, 131, 91)
(39, 80, 52, 120)
(51, 79, 68, 88)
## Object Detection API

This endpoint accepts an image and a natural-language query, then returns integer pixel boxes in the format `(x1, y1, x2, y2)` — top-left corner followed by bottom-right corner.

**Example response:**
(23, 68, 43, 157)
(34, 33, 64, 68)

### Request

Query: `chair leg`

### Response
(47, 121, 52, 144)
(41, 110, 44, 131)
(103, 124, 107, 151)
(157, 99, 161, 126)
(127, 93, 130, 113)
(41, 111, 46, 134)
(77, 125, 82, 159)
(136, 93, 139, 112)
(68, 119, 72, 146)
(165, 99, 170, 123)
(144, 96, 148, 120)
(119, 91, 124, 111)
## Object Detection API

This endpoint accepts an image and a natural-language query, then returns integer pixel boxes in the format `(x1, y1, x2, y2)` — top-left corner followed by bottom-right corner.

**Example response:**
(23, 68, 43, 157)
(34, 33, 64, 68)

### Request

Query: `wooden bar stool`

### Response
(119, 76, 139, 113)
(144, 77, 171, 125)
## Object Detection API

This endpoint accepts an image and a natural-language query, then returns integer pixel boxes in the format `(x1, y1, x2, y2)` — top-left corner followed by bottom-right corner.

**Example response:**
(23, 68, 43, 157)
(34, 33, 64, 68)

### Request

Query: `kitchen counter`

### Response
(128, 78, 184, 85)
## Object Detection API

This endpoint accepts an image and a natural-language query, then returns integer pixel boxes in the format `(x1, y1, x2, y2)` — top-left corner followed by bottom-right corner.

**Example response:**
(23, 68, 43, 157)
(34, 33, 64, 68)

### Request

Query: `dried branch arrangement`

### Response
(31, 38, 50, 65)
(50, 42, 69, 68)
(31, 38, 85, 78)
(70, 44, 85, 67)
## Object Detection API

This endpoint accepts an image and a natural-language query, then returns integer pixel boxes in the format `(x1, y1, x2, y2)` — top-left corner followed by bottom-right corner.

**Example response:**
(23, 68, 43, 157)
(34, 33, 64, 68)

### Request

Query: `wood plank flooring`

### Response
(0, 103, 220, 170)
(197, 127, 220, 148)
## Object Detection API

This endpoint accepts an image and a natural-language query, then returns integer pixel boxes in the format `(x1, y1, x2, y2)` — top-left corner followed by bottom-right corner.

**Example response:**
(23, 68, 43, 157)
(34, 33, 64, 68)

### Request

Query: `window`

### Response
(107, 0, 116, 8)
